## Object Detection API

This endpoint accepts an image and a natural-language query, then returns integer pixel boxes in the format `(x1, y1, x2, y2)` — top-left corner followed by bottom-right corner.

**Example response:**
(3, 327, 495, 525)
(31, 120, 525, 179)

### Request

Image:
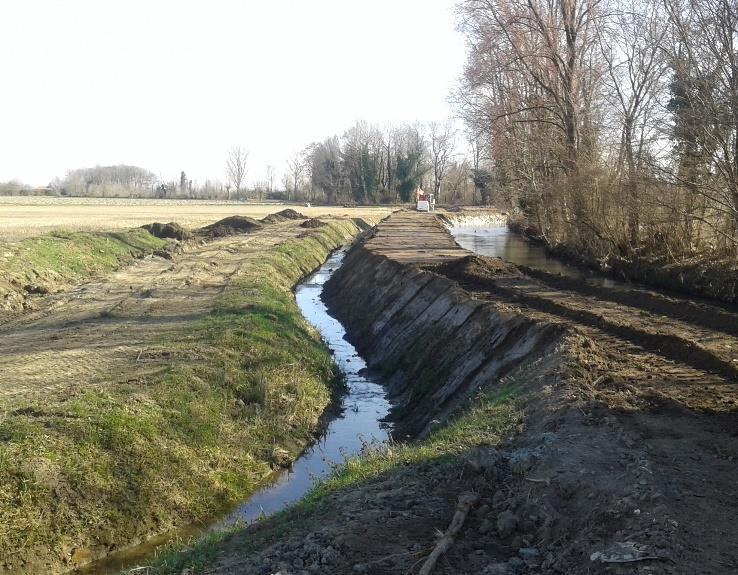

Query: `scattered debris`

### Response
(590, 541, 659, 563)
(418, 492, 479, 575)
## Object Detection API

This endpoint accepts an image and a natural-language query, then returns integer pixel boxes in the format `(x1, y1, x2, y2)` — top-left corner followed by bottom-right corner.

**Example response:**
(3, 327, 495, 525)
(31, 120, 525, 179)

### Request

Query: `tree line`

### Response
(456, 0, 738, 261)
(263, 121, 486, 205)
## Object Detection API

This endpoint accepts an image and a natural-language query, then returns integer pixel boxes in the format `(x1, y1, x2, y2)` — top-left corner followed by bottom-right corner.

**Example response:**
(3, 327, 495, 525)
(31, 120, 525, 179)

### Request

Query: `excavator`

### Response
(414, 187, 435, 212)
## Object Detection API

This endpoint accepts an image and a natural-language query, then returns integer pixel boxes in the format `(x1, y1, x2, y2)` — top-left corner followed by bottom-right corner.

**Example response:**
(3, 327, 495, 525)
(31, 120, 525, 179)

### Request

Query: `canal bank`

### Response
(0, 217, 381, 575)
(152, 210, 738, 575)
(76, 246, 392, 575)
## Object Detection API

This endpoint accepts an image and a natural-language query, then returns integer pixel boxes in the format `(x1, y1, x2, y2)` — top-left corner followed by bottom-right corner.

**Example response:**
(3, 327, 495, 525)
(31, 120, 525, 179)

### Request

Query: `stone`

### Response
(481, 563, 511, 575)
(518, 547, 540, 559)
(497, 510, 519, 538)
(479, 519, 493, 534)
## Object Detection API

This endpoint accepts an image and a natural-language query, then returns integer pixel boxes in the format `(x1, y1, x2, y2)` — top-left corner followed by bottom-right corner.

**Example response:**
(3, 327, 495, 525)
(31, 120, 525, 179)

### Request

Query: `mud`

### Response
(507, 217, 738, 305)
(198, 215, 263, 237)
(238, 211, 738, 575)
(140, 221, 190, 240)
(261, 209, 307, 224)
(300, 218, 327, 228)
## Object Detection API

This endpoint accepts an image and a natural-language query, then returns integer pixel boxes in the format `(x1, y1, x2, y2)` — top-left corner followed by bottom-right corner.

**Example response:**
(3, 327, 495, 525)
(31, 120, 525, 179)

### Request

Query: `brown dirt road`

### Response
(0, 221, 307, 403)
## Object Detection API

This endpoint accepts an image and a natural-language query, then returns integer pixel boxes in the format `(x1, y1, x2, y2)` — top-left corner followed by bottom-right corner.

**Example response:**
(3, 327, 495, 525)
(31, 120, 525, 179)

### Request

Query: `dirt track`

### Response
(0, 222, 305, 402)
(434, 254, 738, 573)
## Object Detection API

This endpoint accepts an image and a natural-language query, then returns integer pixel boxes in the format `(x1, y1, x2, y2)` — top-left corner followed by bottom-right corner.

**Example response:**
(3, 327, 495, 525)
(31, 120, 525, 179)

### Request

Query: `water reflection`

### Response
(449, 225, 619, 288)
(216, 249, 391, 526)
(74, 249, 391, 574)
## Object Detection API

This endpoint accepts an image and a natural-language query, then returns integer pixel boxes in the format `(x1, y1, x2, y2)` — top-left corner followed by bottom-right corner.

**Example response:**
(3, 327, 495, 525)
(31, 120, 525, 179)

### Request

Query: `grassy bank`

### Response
(0, 221, 364, 573)
(139, 380, 524, 574)
(0, 229, 167, 310)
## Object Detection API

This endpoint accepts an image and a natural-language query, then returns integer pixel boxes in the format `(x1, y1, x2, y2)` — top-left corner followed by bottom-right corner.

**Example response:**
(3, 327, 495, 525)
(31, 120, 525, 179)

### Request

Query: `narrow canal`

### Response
(447, 221, 621, 288)
(76, 248, 391, 575)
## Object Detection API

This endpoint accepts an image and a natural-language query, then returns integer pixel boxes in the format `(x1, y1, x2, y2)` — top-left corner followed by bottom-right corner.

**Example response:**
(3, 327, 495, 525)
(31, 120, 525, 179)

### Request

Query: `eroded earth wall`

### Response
(323, 212, 562, 438)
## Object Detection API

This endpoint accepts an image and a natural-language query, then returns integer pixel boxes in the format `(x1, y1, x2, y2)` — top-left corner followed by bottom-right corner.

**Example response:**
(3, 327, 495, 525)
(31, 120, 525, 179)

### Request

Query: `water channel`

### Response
(76, 248, 391, 575)
(79, 221, 623, 574)
(448, 223, 622, 288)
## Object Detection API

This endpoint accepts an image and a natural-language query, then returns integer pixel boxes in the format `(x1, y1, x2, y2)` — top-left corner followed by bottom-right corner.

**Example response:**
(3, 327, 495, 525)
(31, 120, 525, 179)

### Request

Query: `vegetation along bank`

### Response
(0, 217, 373, 573)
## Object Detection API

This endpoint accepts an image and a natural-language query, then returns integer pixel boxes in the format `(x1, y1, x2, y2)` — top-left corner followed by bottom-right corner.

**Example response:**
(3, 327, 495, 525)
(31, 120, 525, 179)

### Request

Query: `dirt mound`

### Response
(198, 215, 263, 237)
(300, 218, 327, 228)
(141, 222, 190, 241)
(261, 209, 306, 224)
(430, 254, 519, 283)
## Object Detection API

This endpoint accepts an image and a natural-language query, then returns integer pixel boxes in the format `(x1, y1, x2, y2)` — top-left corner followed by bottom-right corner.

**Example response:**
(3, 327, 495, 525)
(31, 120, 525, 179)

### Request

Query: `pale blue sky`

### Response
(0, 0, 465, 187)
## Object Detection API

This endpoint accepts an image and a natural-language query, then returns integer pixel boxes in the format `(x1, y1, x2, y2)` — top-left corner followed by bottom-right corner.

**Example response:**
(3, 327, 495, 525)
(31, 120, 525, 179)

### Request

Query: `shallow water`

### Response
(449, 225, 621, 288)
(75, 249, 391, 574)
(215, 249, 391, 527)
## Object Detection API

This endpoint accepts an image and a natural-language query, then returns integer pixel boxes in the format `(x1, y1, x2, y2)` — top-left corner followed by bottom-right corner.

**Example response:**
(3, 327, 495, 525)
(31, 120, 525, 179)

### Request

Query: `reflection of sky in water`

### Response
(75, 250, 392, 575)
(216, 249, 392, 527)
(449, 225, 618, 288)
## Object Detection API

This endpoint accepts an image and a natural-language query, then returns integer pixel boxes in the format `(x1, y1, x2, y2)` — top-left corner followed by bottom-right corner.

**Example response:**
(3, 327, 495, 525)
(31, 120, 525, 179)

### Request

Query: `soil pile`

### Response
(198, 216, 263, 238)
(140, 222, 190, 241)
(300, 218, 327, 229)
(261, 209, 306, 224)
(430, 254, 519, 283)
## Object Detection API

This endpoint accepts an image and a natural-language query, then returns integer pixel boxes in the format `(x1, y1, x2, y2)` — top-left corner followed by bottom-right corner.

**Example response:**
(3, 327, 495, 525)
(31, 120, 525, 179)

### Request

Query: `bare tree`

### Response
(597, 0, 669, 247)
(429, 121, 456, 202)
(266, 165, 275, 199)
(225, 146, 248, 201)
(286, 151, 305, 201)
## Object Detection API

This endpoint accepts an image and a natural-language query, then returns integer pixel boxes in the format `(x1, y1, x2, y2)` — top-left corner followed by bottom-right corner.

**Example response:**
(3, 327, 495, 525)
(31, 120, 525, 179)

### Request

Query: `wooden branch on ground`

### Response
(418, 492, 479, 575)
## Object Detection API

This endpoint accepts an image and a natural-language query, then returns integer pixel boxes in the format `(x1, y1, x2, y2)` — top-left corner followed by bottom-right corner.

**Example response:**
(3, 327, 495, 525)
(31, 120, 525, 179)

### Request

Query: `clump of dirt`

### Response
(198, 216, 263, 238)
(141, 222, 190, 241)
(261, 209, 307, 224)
(430, 254, 519, 283)
(300, 218, 327, 228)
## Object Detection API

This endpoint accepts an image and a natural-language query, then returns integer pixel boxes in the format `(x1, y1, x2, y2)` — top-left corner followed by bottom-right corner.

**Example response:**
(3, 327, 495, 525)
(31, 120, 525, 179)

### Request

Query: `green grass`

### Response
(0, 229, 166, 304)
(0, 220, 366, 572)
(140, 383, 523, 574)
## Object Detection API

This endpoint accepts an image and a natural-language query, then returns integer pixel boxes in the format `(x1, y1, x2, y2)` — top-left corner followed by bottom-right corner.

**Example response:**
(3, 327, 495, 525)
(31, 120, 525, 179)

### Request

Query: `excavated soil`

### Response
(198, 215, 263, 237)
(261, 209, 307, 224)
(300, 218, 327, 229)
(208, 212, 738, 575)
(140, 222, 191, 240)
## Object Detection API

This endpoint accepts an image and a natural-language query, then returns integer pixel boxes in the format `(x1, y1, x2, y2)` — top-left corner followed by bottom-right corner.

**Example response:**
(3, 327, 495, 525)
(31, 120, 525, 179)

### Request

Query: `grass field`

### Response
(0, 197, 395, 238)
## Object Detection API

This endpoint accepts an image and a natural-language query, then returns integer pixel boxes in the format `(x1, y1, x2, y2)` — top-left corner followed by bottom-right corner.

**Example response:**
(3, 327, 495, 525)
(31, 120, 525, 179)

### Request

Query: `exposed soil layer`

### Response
(198, 215, 263, 237)
(140, 221, 191, 240)
(222, 211, 738, 575)
(428, 254, 520, 280)
(261, 209, 307, 224)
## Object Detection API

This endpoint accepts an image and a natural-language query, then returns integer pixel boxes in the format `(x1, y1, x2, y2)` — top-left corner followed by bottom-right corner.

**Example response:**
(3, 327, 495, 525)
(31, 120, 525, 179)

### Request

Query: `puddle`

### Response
(448, 224, 622, 288)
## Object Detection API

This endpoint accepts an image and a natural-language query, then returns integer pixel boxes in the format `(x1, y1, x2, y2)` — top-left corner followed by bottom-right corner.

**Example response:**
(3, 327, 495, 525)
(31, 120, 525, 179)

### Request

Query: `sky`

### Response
(0, 0, 466, 187)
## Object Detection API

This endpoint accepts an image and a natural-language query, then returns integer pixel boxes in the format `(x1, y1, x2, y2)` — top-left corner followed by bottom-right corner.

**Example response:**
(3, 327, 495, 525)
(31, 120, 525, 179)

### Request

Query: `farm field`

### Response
(0, 197, 394, 238)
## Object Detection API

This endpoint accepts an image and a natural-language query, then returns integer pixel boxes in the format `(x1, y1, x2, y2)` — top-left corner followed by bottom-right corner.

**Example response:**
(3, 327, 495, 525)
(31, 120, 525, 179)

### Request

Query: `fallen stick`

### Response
(418, 492, 479, 575)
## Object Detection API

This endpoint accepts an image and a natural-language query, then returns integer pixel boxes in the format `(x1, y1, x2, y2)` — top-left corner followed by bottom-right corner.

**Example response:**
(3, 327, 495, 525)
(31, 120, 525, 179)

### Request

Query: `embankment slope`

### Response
(146, 211, 738, 575)
(0, 217, 374, 574)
